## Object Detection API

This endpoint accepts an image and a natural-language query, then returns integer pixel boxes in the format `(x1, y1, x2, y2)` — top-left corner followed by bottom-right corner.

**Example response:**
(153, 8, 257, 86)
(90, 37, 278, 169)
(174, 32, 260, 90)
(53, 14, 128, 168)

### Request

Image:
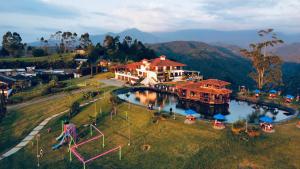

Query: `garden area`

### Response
(1, 82, 300, 168)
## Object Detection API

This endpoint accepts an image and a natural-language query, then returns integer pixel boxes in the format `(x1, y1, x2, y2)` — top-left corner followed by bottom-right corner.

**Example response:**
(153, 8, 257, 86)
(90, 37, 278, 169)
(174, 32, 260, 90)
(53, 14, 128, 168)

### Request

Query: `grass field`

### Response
(0, 73, 113, 154)
(8, 72, 114, 104)
(0, 53, 75, 63)
(1, 88, 300, 169)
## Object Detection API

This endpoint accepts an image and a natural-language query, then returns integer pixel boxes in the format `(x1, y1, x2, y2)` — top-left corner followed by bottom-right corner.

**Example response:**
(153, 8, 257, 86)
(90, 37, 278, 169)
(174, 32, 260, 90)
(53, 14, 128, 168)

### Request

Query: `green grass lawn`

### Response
(1, 87, 300, 169)
(0, 53, 75, 63)
(0, 73, 113, 154)
(9, 72, 113, 104)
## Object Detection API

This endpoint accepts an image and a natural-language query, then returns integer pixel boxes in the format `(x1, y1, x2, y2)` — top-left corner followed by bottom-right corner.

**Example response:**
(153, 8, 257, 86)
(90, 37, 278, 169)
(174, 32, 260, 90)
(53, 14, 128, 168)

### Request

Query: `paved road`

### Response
(8, 78, 124, 110)
(0, 97, 102, 161)
(7, 88, 91, 110)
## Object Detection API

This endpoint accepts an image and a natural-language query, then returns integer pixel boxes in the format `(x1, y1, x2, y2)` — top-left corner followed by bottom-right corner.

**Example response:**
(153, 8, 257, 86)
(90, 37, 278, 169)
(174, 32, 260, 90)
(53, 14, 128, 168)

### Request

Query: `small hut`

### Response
(269, 90, 277, 98)
(184, 109, 199, 124)
(253, 89, 261, 97)
(259, 116, 275, 133)
(285, 95, 294, 103)
(212, 113, 226, 130)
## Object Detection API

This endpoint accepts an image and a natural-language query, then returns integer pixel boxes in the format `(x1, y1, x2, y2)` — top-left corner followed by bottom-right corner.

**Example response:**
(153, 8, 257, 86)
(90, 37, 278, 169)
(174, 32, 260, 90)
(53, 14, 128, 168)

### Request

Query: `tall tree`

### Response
(50, 31, 77, 53)
(2, 31, 24, 57)
(79, 33, 92, 49)
(0, 85, 7, 122)
(87, 44, 104, 76)
(241, 29, 284, 89)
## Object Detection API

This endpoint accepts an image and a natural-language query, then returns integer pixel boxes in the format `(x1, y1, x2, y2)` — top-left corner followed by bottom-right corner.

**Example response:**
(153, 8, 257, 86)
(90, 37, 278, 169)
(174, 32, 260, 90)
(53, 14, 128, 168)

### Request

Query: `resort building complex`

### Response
(113, 55, 187, 85)
(113, 55, 232, 104)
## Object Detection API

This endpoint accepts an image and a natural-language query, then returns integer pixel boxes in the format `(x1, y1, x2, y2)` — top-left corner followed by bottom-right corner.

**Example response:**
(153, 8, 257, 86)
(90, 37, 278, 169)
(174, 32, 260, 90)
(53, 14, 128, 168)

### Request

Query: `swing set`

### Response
(69, 124, 122, 169)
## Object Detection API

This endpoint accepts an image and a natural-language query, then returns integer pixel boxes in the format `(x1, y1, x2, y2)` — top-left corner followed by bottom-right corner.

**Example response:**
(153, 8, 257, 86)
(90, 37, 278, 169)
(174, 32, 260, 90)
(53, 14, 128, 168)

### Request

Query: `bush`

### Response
(232, 120, 246, 129)
(32, 48, 47, 57)
(69, 101, 80, 117)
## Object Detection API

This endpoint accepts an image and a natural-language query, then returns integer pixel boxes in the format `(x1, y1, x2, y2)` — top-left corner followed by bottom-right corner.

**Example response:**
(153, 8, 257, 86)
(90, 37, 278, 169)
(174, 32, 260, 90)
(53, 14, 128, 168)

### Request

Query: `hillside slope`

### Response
(273, 43, 300, 63)
(149, 41, 254, 89)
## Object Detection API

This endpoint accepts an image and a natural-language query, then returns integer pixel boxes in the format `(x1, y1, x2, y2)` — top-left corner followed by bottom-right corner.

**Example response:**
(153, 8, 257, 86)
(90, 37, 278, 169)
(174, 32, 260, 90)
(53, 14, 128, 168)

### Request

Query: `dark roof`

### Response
(0, 74, 17, 84)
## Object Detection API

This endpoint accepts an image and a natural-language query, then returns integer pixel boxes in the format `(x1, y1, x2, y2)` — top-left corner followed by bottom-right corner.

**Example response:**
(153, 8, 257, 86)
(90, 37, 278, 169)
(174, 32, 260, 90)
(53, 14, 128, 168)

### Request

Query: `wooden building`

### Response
(175, 79, 232, 104)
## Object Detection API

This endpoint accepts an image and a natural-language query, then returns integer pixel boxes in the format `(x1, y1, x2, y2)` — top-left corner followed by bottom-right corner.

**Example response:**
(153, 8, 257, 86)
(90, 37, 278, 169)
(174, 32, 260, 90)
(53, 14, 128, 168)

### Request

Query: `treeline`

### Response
(0, 31, 157, 62)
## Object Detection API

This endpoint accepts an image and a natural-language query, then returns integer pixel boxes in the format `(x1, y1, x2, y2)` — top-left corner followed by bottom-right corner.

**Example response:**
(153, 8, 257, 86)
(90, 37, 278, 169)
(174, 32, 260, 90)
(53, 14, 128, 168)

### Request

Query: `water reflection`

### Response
(119, 89, 293, 123)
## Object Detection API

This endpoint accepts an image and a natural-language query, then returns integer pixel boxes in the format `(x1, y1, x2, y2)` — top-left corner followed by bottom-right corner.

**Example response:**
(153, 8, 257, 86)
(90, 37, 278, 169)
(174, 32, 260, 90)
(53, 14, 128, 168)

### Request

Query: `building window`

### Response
(190, 91, 196, 96)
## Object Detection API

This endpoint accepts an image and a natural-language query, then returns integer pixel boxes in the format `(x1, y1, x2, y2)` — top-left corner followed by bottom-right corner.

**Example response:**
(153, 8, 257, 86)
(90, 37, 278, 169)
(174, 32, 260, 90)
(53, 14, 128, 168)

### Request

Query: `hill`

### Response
(62, 28, 300, 48)
(273, 43, 300, 63)
(148, 41, 254, 89)
(90, 28, 159, 44)
(149, 41, 300, 94)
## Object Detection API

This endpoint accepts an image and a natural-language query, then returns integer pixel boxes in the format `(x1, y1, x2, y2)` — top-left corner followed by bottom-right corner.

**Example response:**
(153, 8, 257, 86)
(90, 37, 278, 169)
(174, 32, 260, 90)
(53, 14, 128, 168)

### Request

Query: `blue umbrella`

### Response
(253, 89, 261, 94)
(285, 95, 294, 99)
(213, 113, 225, 120)
(185, 109, 197, 115)
(269, 90, 277, 94)
(259, 116, 273, 123)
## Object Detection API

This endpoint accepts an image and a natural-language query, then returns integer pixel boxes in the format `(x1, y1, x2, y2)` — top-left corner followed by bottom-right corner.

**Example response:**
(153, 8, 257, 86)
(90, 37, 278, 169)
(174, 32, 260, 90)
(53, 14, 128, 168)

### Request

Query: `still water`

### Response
(118, 89, 294, 123)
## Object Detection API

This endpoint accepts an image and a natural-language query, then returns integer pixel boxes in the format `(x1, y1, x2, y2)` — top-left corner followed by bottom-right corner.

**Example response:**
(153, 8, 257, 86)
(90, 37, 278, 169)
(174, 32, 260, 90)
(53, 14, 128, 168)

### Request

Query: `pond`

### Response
(117, 89, 295, 123)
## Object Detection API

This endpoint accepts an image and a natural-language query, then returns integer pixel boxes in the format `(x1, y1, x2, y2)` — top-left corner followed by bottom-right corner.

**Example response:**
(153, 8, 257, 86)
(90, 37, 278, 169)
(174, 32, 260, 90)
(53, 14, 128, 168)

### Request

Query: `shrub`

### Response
(232, 120, 246, 129)
(32, 48, 47, 57)
(69, 101, 80, 118)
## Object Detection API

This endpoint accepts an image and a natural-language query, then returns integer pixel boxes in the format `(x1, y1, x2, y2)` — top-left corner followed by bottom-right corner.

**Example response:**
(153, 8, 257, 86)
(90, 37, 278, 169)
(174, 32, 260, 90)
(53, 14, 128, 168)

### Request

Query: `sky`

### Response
(0, 0, 300, 42)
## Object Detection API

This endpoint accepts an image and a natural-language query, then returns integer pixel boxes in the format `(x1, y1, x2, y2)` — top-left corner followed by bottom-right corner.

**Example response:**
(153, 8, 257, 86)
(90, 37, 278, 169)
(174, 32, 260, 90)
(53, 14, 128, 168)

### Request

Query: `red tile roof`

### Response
(149, 56, 186, 67)
(198, 79, 231, 87)
(117, 55, 186, 70)
(176, 81, 232, 95)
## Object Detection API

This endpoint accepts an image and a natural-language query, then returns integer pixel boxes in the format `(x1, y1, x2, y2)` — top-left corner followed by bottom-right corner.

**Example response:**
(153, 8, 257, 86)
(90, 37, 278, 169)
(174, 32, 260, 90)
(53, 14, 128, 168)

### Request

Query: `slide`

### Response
(52, 134, 66, 150)
(56, 132, 64, 141)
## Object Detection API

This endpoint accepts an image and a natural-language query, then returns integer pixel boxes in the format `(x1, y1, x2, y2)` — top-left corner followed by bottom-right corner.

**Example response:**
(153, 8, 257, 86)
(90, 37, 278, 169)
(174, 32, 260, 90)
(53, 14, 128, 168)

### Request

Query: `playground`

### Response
(0, 73, 300, 169)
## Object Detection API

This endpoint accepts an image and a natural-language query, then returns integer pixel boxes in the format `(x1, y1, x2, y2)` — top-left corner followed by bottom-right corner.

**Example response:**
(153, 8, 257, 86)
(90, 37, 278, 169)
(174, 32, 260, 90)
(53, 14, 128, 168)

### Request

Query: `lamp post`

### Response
(36, 134, 40, 167)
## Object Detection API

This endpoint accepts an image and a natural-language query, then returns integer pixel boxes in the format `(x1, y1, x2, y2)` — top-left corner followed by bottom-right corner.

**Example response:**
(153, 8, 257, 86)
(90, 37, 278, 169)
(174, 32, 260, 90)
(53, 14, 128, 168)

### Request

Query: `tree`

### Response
(241, 29, 284, 89)
(50, 31, 77, 53)
(32, 48, 46, 57)
(69, 101, 80, 118)
(0, 85, 7, 122)
(79, 33, 92, 49)
(2, 31, 24, 57)
(40, 37, 49, 54)
(88, 45, 100, 77)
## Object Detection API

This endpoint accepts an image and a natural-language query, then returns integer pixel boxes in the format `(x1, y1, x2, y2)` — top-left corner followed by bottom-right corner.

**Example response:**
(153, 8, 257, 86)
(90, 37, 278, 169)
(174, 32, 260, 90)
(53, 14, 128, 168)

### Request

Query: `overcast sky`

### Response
(1, 0, 300, 42)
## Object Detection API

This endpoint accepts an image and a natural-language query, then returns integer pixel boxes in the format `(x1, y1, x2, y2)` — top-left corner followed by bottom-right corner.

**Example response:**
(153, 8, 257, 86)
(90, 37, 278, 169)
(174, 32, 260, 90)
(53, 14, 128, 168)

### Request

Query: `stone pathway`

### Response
(0, 98, 101, 161)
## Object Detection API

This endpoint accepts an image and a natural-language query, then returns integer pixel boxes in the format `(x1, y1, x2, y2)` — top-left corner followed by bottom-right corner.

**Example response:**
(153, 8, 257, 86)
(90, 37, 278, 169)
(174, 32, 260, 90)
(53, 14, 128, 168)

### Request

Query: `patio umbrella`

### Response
(259, 116, 273, 123)
(285, 95, 294, 99)
(253, 89, 261, 94)
(269, 90, 277, 94)
(185, 109, 197, 115)
(213, 113, 225, 121)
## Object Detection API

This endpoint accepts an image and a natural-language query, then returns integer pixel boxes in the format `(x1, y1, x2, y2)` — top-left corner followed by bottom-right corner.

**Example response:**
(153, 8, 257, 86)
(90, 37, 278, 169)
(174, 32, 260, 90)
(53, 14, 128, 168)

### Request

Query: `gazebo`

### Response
(269, 90, 277, 98)
(259, 116, 275, 133)
(184, 109, 199, 124)
(253, 89, 261, 97)
(285, 95, 294, 103)
(212, 113, 226, 130)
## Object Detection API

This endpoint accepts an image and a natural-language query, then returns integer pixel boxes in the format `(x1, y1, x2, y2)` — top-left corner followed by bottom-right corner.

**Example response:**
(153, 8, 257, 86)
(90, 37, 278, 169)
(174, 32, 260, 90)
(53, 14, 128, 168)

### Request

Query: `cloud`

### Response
(0, 0, 299, 42)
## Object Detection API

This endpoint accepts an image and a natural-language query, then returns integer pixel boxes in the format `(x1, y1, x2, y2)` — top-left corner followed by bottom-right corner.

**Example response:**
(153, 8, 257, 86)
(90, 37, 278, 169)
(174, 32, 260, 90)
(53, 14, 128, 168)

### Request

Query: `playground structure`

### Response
(52, 121, 77, 150)
(69, 124, 122, 169)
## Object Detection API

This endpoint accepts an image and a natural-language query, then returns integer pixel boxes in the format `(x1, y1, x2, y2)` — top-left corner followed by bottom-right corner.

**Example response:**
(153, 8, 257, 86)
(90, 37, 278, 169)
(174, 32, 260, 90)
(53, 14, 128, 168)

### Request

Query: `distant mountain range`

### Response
(89, 28, 300, 47)
(89, 28, 300, 63)
(28, 28, 299, 63)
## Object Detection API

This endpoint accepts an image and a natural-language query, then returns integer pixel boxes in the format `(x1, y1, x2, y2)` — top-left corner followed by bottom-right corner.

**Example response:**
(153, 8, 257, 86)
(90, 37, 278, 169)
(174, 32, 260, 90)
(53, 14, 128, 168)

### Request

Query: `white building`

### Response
(114, 55, 186, 86)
